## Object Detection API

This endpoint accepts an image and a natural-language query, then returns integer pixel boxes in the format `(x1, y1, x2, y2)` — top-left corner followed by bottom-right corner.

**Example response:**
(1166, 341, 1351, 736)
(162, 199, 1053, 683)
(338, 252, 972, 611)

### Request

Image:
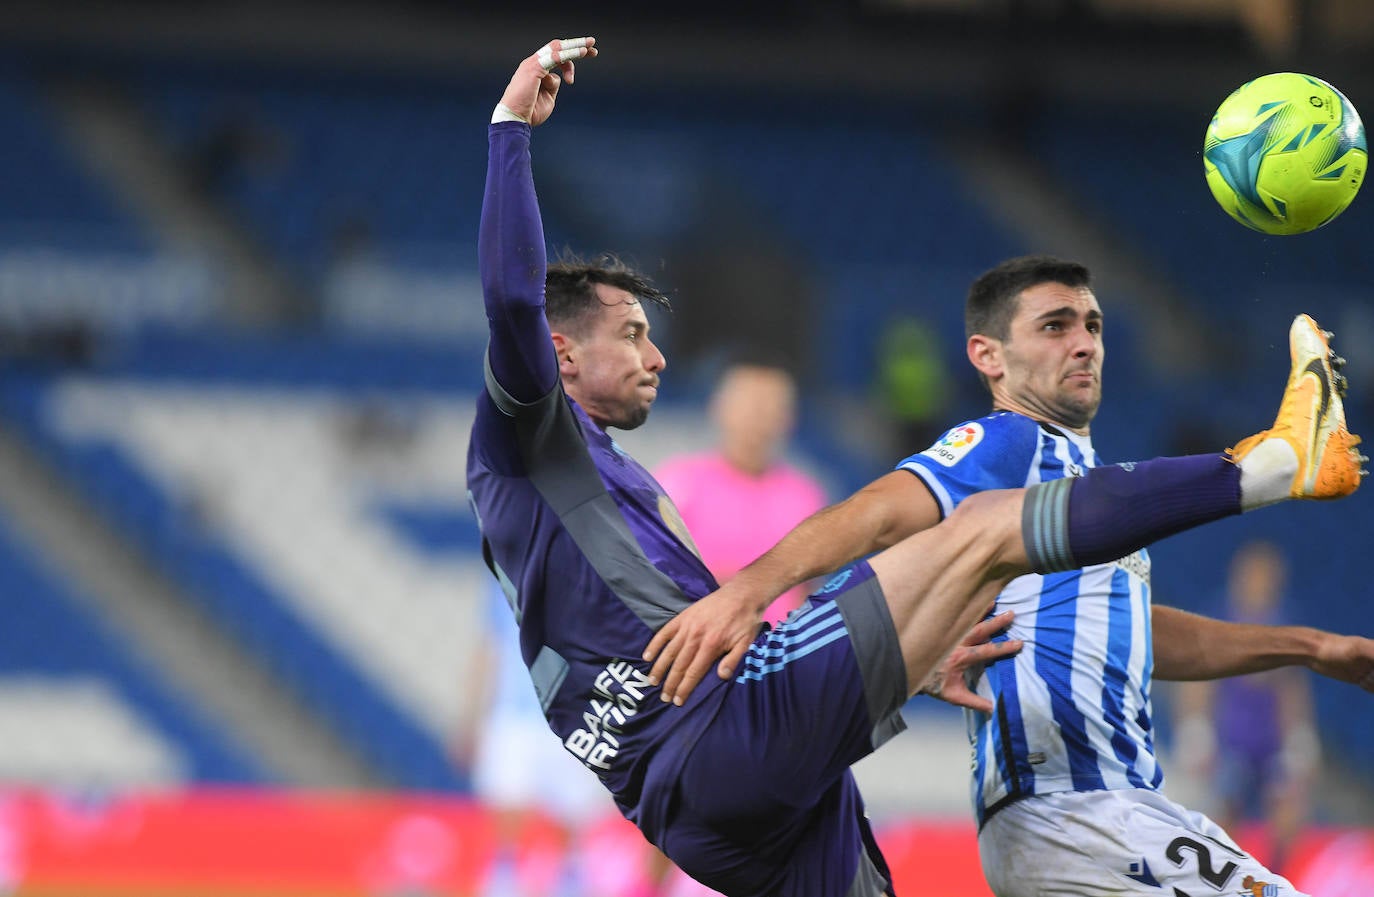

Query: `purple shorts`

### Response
(658, 562, 908, 897)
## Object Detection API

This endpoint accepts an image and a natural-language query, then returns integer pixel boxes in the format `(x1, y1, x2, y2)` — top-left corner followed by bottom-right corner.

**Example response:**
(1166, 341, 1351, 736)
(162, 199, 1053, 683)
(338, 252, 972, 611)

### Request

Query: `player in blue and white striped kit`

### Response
(903, 405, 1164, 823)
(473, 40, 1367, 897)
(651, 255, 1374, 897)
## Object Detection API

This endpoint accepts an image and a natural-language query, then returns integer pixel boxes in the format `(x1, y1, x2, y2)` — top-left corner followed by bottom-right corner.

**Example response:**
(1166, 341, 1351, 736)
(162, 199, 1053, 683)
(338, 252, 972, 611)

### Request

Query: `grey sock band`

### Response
(1022, 478, 1077, 573)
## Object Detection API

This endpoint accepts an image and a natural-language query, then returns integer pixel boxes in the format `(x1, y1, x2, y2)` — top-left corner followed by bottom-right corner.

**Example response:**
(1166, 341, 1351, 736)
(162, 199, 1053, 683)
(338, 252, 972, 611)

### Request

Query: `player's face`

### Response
(561, 284, 666, 431)
(994, 282, 1104, 432)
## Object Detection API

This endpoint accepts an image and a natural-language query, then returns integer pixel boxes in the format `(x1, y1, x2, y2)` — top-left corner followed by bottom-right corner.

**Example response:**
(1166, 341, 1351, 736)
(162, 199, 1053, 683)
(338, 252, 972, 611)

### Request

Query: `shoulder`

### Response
(894, 411, 1044, 510)
(914, 411, 1041, 469)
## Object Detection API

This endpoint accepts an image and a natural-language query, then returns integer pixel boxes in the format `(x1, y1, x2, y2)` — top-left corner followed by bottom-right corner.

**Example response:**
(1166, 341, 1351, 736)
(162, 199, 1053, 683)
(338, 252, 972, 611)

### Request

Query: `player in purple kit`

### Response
(466, 38, 1367, 897)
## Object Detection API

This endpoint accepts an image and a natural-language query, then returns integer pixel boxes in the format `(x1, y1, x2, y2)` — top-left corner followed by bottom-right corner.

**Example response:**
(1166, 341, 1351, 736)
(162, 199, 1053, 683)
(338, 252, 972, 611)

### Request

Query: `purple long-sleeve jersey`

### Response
(465, 122, 730, 841)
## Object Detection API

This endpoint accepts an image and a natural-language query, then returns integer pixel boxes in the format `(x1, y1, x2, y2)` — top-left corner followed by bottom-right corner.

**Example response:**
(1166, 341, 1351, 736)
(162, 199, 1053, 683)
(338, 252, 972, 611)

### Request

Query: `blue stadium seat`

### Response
(0, 76, 153, 252)
(0, 507, 262, 783)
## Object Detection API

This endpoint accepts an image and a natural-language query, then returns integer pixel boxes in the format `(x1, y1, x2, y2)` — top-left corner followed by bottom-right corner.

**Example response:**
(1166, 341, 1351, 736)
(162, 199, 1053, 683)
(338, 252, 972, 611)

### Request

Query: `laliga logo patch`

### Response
(923, 422, 984, 467)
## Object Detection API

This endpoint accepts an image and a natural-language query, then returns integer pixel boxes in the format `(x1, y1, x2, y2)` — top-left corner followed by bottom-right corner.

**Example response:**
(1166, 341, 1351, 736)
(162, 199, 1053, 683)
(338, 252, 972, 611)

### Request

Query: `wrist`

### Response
(491, 102, 529, 125)
(728, 567, 791, 616)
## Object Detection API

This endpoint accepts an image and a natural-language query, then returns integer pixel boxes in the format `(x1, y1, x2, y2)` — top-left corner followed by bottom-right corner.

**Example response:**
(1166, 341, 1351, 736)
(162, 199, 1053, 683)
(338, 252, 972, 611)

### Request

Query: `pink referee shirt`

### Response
(654, 453, 828, 625)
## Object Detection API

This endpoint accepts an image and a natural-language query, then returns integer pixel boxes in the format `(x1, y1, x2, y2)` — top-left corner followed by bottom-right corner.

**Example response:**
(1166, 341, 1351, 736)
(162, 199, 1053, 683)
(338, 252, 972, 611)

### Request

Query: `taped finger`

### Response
(536, 37, 594, 72)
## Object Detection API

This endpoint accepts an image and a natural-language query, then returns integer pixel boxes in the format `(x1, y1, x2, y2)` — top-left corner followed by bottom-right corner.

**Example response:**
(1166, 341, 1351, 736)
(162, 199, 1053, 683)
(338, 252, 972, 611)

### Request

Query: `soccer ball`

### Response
(1203, 72, 1366, 234)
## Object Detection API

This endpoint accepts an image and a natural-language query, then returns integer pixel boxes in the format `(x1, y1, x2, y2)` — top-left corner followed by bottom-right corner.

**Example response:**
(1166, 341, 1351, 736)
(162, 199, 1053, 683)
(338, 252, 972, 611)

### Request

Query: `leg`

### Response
(870, 473, 1247, 694)
(868, 489, 1028, 693)
(668, 574, 906, 896)
(1030, 314, 1364, 572)
(638, 845, 675, 897)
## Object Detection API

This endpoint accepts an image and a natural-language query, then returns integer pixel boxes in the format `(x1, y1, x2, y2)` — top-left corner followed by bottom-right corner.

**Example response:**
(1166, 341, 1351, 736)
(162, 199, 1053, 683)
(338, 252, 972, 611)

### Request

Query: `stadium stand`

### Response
(0, 508, 261, 785)
(0, 367, 474, 791)
(0, 76, 149, 251)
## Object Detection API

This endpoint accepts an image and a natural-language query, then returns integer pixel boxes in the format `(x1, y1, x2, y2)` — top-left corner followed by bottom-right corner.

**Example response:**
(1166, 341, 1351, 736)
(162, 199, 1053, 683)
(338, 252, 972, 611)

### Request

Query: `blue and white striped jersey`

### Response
(899, 411, 1160, 827)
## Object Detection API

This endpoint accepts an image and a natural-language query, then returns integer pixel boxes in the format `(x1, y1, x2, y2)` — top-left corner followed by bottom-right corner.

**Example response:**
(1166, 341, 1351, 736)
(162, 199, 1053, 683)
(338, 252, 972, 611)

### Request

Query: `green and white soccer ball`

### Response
(1203, 72, 1367, 234)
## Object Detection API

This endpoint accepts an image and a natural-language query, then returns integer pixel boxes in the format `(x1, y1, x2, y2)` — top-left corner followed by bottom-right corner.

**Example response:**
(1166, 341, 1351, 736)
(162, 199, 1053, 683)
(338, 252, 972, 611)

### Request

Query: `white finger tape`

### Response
(537, 37, 591, 71)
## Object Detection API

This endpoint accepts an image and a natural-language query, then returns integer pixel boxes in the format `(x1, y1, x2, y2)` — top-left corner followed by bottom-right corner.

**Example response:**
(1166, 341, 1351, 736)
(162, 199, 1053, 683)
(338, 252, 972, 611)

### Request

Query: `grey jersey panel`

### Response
(846, 848, 891, 897)
(484, 351, 691, 631)
(834, 576, 909, 750)
(530, 646, 570, 714)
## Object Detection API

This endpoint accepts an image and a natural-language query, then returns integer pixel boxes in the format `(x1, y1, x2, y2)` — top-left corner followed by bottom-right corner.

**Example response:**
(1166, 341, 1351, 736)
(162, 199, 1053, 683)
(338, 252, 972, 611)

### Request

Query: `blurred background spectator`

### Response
(458, 581, 612, 897)
(1173, 540, 1319, 877)
(653, 352, 829, 626)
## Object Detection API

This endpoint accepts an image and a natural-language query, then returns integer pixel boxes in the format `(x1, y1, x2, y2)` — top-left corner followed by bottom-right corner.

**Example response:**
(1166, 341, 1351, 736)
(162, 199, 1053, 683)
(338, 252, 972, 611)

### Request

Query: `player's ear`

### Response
(551, 331, 577, 375)
(967, 334, 1002, 380)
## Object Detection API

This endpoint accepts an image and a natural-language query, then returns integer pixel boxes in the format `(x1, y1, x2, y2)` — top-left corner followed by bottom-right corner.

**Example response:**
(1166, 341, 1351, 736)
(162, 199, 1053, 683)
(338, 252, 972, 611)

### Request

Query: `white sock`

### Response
(1238, 437, 1299, 510)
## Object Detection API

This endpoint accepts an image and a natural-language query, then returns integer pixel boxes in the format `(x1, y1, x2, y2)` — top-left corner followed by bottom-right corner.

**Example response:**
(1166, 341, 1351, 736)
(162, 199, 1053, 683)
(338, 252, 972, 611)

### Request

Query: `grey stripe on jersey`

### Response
(835, 576, 909, 750)
(530, 645, 570, 714)
(467, 487, 521, 621)
(484, 352, 692, 631)
(845, 845, 891, 897)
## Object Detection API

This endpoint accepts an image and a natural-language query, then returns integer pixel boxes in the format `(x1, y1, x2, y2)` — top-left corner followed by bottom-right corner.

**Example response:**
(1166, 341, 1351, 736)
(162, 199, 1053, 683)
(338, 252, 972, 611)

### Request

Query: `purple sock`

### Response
(1023, 454, 1243, 573)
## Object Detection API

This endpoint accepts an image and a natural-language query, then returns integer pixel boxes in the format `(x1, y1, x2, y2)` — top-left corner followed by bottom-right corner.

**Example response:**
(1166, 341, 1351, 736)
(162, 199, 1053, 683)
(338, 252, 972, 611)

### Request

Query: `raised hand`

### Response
(498, 37, 598, 126)
(917, 611, 1023, 712)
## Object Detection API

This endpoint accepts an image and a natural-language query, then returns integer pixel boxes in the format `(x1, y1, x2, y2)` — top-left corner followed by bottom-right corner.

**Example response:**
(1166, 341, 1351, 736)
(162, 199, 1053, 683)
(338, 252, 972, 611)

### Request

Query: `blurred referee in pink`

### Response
(654, 354, 828, 626)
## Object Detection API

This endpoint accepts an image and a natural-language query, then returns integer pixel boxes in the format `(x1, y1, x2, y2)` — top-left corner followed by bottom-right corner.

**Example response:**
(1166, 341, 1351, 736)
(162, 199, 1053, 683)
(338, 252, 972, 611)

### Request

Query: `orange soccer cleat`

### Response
(1228, 313, 1366, 499)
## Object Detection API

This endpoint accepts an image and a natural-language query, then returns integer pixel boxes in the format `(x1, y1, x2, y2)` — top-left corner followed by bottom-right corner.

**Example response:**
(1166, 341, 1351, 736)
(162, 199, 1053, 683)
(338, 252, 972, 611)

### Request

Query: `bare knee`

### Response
(944, 489, 1027, 579)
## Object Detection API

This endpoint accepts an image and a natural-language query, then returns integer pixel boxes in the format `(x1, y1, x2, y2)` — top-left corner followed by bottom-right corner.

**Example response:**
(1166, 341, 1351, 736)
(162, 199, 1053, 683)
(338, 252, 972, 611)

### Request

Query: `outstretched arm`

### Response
(1153, 604, 1374, 690)
(480, 38, 597, 404)
(646, 470, 941, 704)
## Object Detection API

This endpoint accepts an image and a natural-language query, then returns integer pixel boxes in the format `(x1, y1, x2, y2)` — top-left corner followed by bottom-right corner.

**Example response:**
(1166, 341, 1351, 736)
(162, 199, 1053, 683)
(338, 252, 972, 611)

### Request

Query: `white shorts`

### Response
(978, 789, 1307, 897)
(472, 712, 611, 828)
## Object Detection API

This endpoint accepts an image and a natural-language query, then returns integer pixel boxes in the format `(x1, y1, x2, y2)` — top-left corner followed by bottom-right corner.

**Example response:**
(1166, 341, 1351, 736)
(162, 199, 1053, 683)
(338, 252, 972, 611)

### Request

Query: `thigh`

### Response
(663, 772, 892, 897)
(698, 563, 906, 819)
(661, 565, 906, 896)
(979, 790, 1309, 897)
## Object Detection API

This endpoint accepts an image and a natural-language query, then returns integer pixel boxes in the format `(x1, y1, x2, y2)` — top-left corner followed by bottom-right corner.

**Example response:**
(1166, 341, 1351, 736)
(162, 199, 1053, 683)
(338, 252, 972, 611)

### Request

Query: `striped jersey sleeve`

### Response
(897, 412, 1045, 512)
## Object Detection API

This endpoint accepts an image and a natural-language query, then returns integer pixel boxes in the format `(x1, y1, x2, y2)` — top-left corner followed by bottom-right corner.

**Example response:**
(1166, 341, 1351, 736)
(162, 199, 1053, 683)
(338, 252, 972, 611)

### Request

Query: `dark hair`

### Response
(545, 251, 671, 335)
(965, 255, 1093, 342)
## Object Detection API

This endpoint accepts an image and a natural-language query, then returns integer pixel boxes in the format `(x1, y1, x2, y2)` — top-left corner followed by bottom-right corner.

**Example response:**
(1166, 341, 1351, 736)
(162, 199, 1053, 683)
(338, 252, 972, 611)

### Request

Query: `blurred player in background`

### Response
(1174, 539, 1318, 876)
(460, 581, 611, 897)
(651, 255, 1374, 897)
(470, 39, 1366, 897)
(654, 353, 827, 626)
